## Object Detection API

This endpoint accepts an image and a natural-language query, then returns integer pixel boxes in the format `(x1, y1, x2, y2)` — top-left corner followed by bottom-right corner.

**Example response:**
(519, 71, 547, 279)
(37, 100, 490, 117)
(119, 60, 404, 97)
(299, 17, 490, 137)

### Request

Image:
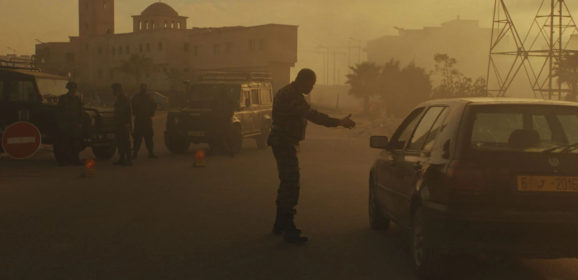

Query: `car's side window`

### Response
(4, 80, 38, 103)
(389, 107, 425, 150)
(241, 90, 250, 108)
(251, 89, 260, 105)
(407, 106, 446, 152)
(422, 108, 449, 153)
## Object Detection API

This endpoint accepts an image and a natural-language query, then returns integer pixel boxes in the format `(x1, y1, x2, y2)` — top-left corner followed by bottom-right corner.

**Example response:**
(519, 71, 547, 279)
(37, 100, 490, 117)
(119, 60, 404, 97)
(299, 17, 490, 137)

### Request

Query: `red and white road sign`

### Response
(1, 121, 42, 160)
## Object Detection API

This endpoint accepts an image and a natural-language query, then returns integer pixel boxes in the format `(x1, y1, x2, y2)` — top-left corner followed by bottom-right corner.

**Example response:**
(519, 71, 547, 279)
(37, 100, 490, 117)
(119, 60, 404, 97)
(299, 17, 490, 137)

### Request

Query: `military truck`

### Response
(165, 72, 273, 155)
(0, 63, 117, 162)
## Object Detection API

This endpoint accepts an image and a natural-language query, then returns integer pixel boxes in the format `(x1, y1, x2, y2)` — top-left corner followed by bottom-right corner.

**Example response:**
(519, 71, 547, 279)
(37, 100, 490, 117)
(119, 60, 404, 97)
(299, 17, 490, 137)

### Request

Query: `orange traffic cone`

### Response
(193, 149, 206, 168)
(82, 158, 96, 177)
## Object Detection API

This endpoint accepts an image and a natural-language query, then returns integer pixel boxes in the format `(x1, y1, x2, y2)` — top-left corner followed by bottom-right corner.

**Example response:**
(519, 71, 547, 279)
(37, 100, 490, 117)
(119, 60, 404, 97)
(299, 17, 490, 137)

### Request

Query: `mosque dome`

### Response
(141, 2, 179, 17)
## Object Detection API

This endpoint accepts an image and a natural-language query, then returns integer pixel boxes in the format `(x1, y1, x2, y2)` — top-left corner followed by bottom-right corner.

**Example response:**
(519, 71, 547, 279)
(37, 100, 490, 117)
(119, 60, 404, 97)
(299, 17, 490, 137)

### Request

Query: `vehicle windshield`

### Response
(36, 78, 68, 97)
(468, 105, 578, 152)
(0, 77, 41, 103)
(187, 84, 241, 109)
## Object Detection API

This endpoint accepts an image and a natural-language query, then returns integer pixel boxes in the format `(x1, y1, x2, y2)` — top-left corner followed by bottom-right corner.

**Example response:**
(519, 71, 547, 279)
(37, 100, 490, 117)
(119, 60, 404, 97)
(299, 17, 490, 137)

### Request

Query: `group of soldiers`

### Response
(58, 69, 355, 245)
(56, 82, 158, 166)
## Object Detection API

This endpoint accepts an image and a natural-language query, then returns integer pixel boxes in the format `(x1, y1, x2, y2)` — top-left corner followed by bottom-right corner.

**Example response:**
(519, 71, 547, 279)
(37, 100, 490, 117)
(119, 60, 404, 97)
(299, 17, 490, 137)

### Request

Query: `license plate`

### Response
(188, 131, 205, 137)
(517, 176, 578, 192)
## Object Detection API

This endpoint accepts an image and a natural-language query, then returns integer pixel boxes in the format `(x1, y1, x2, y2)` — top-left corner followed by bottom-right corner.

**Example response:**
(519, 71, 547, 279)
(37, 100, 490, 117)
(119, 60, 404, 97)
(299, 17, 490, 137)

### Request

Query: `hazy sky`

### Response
(0, 0, 574, 81)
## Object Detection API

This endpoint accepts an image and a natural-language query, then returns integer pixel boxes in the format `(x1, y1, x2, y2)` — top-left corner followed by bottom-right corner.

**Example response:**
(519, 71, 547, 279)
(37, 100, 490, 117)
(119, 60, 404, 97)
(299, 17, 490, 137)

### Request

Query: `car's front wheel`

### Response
(92, 144, 117, 160)
(411, 207, 443, 279)
(369, 176, 390, 230)
(165, 132, 190, 154)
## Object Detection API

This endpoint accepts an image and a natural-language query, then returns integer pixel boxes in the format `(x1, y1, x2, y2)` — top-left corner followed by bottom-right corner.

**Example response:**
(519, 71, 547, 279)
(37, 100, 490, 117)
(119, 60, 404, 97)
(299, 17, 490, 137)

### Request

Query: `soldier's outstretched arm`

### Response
(294, 94, 355, 128)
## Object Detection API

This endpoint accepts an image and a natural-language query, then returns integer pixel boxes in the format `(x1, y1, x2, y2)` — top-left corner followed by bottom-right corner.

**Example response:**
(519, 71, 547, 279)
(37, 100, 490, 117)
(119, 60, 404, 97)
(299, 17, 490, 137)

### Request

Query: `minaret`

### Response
(79, 0, 115, 37)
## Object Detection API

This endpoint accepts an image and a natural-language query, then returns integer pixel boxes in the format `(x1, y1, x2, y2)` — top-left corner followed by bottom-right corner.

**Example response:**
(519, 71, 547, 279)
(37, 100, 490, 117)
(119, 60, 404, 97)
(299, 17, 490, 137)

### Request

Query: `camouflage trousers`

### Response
(272, 143, 300, 213)
(133, 118, 154, 155)
(116, 125, 131, 160)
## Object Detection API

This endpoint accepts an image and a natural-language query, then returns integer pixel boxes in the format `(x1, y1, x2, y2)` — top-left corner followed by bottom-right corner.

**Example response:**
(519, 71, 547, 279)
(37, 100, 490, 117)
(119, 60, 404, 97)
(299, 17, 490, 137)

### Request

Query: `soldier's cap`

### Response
(66, 81, 78, 90)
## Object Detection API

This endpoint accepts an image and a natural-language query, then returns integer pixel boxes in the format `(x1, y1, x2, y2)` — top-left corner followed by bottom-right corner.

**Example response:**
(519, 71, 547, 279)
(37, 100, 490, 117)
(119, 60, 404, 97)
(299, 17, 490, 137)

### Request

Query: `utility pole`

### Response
(486, 0, 578, 99)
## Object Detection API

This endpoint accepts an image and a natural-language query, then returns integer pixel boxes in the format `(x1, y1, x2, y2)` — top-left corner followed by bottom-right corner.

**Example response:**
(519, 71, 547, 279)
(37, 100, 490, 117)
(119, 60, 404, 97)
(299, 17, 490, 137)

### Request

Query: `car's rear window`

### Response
(467, 104, 578, 152)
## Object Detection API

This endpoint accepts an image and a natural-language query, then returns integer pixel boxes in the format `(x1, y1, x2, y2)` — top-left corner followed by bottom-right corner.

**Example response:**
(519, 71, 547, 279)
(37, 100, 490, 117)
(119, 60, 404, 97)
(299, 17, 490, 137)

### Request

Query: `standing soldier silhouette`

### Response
(268, 69, 356, 244)
(112, 83, 132, 166)
(132, 83, 158, 159)
(55, 81, 84, 166)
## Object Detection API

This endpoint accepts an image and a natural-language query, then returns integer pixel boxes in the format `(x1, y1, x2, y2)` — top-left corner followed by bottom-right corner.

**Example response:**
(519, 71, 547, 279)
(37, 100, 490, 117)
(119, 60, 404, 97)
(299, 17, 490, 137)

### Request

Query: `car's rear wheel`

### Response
(411, 207, 443, 279)
(369, 176, 390, 230)
(92, 144, 117, 160)
(165, 132, 190, 154)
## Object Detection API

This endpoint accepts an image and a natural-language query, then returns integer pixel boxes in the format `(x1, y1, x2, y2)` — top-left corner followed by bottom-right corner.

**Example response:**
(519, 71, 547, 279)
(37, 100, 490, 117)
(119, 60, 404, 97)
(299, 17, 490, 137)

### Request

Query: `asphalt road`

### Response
(1, 115, 578, 280)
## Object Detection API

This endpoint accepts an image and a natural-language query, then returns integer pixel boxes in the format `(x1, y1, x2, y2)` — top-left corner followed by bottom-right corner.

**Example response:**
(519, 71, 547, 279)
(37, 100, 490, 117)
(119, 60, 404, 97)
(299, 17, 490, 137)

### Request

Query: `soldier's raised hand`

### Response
(340, 114, 356, 129)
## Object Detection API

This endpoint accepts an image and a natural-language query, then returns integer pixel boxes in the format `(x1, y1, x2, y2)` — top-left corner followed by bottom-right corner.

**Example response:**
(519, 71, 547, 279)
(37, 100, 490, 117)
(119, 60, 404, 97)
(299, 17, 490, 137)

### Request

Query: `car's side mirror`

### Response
(370, 136, 389, 149)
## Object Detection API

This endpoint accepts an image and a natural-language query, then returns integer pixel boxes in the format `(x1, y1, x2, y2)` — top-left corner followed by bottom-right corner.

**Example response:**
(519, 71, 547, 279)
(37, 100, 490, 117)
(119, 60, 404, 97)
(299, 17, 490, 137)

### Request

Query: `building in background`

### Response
(367, 18, 491, 79)
(35, 1, 298, 93)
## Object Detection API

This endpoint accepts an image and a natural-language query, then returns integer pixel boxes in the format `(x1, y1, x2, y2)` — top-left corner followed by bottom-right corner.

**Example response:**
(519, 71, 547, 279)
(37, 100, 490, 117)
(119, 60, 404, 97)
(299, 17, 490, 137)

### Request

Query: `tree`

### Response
(345, 60, 433, 117)
(380, 61, 431, 117)
(432, 54, 487, 98)
(556, 52, 578, 101)
(346, 62, 382, 113)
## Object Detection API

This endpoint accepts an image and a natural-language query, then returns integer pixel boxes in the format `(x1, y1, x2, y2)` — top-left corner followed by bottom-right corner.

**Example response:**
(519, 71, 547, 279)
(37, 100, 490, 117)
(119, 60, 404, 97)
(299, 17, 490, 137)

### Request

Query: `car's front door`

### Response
(373, 107, 424, 222)
(236, 88, 253, 135)
(395, 106, 448, 227)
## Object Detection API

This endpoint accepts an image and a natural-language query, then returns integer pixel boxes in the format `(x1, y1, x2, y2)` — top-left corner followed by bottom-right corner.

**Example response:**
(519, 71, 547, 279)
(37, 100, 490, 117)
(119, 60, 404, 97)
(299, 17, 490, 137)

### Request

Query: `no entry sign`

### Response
(1, 121, 42, 159)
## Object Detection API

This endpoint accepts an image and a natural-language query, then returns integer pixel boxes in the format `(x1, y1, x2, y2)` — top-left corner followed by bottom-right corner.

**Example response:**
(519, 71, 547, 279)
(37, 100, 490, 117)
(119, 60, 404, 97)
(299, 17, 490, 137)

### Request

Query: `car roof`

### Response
(417, 97, 578, 107)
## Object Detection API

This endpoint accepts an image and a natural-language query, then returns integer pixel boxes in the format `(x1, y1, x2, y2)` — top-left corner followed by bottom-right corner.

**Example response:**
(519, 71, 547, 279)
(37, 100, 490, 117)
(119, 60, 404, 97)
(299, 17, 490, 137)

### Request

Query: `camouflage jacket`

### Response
(268, 82, 340, 146)
(57, 92, 83, 128)
(114, 94, 132, 127)
(131, 92, 157, 120)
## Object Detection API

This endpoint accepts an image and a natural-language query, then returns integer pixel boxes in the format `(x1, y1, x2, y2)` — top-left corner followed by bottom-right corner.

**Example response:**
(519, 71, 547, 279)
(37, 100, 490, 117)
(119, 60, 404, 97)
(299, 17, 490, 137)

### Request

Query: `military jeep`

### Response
(0, 64, 117, 161)
(165, 72, 273, 155)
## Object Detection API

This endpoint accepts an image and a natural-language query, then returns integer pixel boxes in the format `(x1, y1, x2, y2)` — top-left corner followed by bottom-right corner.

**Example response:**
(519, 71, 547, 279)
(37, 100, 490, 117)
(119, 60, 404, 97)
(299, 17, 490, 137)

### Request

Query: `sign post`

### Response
(1, 121, 42, 160)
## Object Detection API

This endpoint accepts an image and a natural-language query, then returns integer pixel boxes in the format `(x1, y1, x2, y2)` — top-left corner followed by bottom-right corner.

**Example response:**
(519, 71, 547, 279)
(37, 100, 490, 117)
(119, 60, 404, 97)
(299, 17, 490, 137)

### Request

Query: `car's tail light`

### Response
(446, 160, 486, 191)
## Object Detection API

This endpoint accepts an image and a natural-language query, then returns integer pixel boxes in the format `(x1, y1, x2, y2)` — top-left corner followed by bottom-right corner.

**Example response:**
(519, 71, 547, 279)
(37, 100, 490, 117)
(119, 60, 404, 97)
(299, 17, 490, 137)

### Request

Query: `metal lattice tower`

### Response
(486, 0, 530, 97)
(487, 0, 578, 99)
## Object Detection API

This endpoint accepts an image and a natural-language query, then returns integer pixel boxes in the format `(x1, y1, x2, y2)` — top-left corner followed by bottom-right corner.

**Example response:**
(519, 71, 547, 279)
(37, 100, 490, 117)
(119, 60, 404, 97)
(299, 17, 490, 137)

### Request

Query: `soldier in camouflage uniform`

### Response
(131, 84, 158, 159)
(268, 69, 356, 244)
(55, 82, 84, 166)
(112, 83, 132, 166)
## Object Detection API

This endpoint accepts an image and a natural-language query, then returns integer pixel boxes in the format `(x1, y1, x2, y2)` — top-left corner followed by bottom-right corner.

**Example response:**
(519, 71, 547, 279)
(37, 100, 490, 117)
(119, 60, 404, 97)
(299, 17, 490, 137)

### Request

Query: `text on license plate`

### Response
(517, 176, 578, 192)
(188, 131, 205, 137)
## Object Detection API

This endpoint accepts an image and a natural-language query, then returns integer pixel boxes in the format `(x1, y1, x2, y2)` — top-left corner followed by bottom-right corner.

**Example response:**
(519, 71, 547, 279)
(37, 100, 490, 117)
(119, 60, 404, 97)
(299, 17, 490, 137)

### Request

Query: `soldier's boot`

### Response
(272, 208, 301, 235)
(282, 210, 308, 244)
(272, 208, 283, 235)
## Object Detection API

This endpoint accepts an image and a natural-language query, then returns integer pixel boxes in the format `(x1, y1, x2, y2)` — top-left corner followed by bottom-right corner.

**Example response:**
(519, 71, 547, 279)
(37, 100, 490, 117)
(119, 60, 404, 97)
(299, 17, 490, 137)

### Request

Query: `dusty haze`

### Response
(1, 0, 576, 79)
